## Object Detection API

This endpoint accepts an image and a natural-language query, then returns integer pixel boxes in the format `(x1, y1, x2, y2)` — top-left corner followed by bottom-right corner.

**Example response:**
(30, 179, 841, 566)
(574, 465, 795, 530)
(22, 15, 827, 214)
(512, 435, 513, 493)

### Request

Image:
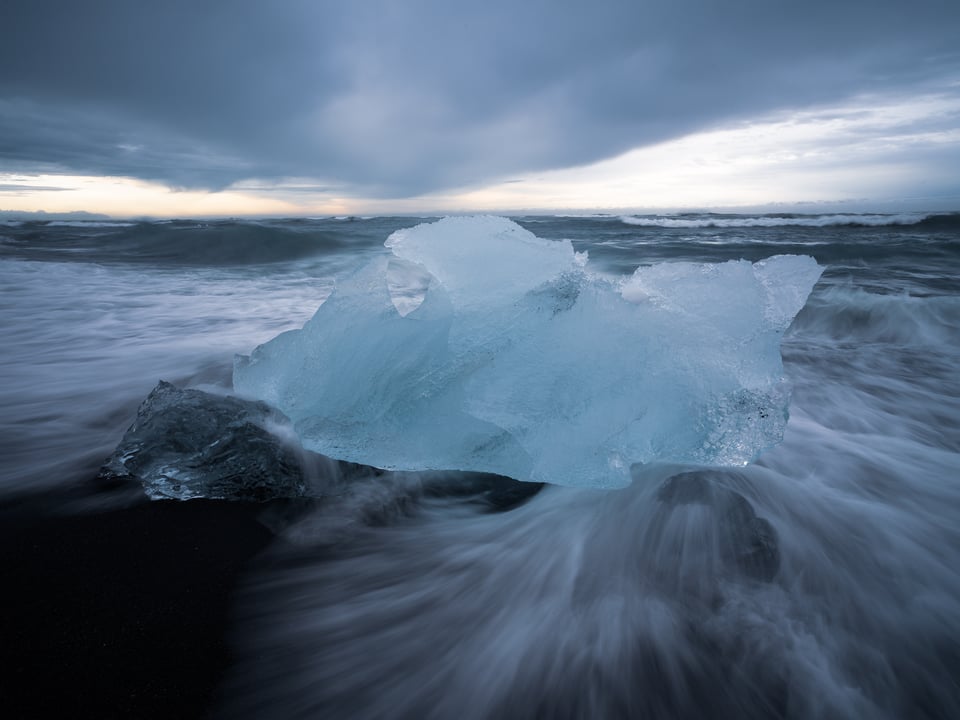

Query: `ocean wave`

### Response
(110, 222, 360, 265)
(550, 213, 615, 218)
(793, 286, 960, 347)
(0, 220, 370, 266)
(46, 221, 137, 228)
(619, 213, 934, 228)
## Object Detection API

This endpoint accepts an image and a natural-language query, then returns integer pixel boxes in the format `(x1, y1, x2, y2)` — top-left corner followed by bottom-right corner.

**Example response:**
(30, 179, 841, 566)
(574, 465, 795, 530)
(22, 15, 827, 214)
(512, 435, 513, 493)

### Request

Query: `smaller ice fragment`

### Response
(97, 381, 309, 501)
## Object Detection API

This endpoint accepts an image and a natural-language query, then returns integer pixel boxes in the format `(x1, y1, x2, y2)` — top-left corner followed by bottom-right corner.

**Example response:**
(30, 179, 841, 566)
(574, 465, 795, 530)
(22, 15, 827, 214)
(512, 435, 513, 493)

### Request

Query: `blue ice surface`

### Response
(234, 216, 823, 488)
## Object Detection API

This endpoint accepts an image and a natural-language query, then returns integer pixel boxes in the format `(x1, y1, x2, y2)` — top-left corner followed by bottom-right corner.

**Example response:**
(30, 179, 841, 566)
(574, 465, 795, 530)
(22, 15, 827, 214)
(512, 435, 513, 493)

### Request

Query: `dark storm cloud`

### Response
(1, 0, 958, 197)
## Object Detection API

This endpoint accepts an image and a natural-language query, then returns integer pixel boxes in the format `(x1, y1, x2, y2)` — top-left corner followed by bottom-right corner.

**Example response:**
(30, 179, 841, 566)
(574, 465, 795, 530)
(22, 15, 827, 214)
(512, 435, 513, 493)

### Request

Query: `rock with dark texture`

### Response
(421, 471, 544, 512)
(98, 381, 313, 502)
(656, 471, 781, 582)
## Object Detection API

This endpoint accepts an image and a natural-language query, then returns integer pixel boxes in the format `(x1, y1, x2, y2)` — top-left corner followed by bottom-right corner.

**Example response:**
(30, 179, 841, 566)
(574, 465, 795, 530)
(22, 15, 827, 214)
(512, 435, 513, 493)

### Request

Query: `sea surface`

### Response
(1, 212, 959, 718)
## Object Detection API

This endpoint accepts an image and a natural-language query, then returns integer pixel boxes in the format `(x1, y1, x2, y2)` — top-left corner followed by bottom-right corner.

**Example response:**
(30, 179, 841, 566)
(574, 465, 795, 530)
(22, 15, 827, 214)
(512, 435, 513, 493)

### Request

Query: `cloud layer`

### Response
(2, 1, 958, 198)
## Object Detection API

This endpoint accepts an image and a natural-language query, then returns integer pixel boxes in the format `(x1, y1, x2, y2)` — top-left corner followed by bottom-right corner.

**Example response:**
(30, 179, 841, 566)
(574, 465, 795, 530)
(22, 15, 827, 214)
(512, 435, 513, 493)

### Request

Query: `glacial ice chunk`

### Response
(97, 380, 310, 501)
(234, 216, 822, 488)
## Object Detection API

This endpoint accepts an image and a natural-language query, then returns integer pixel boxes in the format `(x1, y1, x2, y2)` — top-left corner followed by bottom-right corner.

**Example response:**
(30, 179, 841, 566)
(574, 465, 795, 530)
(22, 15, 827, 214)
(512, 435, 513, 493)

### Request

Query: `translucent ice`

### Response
(234, 216, 822, 488)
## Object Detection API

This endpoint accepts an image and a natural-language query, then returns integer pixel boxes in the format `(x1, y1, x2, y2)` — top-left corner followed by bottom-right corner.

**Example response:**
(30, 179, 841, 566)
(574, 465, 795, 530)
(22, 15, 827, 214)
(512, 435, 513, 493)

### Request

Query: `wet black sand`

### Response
(0, 490, 278, 719)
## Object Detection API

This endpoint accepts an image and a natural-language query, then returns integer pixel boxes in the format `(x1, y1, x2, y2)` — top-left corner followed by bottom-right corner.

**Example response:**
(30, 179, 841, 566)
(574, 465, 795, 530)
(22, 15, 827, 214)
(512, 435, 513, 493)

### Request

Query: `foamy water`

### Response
(2, 214, 958, 718)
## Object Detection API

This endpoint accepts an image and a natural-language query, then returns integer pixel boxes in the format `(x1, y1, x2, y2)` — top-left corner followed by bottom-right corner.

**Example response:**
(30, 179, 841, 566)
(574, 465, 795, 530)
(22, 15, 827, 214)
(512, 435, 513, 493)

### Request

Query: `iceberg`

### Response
(234, 216, 822, 488)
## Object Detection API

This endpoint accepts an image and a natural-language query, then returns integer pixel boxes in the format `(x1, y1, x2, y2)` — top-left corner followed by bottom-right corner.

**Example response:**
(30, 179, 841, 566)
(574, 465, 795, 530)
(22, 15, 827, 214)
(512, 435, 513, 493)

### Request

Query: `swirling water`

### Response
(2, 213, 959, 718)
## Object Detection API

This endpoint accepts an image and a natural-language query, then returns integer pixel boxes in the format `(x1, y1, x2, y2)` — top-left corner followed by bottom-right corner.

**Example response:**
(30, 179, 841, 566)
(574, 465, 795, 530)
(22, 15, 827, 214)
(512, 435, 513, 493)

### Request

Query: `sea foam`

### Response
(619, 213, 930, 228)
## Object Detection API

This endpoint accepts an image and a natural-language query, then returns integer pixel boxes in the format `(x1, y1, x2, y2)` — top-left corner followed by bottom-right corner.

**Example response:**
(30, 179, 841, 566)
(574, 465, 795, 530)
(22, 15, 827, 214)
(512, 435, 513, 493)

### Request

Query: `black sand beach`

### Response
(0, 491, 278, 719)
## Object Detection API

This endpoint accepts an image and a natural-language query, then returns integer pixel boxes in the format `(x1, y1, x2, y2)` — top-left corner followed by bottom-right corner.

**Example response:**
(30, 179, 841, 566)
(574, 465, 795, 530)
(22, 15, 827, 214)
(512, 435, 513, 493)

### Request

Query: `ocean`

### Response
(1, 212, 958, 718)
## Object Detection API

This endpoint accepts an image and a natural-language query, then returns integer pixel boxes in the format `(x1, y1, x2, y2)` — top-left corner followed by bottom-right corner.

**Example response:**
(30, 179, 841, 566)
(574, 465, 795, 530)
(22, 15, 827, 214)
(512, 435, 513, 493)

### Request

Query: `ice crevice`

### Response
(234, 216, 823, 489)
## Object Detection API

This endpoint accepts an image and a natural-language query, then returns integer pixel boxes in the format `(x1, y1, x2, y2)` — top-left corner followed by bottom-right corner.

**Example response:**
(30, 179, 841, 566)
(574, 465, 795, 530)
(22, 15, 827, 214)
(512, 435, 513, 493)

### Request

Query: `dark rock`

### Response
(97, 381, 313, 502)
(476, 473, 544, 511)
(421, 471, 544, 512)
(657, 472, 781, 582)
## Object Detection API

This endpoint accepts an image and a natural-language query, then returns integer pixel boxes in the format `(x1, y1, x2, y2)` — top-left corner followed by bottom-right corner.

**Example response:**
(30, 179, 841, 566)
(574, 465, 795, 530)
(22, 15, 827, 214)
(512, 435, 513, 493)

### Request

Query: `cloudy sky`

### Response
(1, 0, 959, 216)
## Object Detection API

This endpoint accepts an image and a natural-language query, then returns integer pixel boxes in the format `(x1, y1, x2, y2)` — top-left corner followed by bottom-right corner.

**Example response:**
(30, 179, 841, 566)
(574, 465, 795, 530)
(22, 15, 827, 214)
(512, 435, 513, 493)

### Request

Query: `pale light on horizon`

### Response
(2, 90, 959, 218)
(0, 174, 305, 217)
(347, 90, 960, 215)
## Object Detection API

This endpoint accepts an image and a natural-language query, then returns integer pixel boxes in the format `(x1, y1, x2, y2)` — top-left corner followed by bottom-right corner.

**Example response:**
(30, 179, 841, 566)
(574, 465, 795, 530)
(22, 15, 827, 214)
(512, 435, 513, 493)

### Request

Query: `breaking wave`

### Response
(0, 219, 385, 267)
(618, 213, 938, 229)
(792, 286, 960, 348)
(45, 221, 138, 228)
